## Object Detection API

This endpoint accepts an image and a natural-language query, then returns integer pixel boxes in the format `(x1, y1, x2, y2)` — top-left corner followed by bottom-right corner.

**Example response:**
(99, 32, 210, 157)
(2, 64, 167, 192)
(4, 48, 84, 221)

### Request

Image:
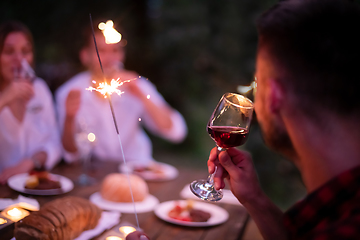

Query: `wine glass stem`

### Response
(82, 151, 91, 174)
(207, 146, 226, 187)
(206, 166, 217, 188)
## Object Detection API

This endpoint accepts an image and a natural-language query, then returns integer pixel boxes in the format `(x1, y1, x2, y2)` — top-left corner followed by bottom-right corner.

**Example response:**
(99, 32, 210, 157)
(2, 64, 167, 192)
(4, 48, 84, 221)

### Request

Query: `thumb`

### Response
(218, 148, 251, 176)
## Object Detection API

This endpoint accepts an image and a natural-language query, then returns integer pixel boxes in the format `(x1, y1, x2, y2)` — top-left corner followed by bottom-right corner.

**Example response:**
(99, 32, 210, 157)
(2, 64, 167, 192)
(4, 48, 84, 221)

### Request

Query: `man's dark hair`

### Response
(256, 0, 360, 117)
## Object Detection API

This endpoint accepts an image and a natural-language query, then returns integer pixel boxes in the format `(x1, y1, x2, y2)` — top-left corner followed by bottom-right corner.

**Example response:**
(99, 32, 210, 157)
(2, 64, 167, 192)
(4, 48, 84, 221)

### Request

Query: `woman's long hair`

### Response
(0, 20, 34, 86)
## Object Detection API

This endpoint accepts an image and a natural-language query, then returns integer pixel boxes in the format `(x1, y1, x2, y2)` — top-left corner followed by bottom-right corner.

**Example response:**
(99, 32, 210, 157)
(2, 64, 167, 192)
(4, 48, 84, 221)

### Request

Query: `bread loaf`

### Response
(100, 173, 148, 202)
(14, 196, 102, 240)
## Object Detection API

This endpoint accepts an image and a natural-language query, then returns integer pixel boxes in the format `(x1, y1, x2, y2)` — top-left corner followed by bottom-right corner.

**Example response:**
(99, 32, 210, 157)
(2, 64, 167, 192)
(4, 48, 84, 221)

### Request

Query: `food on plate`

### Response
(189, 209, 212, 222)
(100, 173, 149, 202)
(133, 162, 165, 175)
(14, 196, 102, 240)
(168, 200, 211, 222)
(24, 170, 61, 190)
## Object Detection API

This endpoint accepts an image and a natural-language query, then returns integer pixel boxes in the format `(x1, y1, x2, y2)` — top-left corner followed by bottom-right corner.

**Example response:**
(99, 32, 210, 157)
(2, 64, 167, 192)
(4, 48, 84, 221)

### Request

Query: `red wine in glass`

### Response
(207, 126, 249, 149)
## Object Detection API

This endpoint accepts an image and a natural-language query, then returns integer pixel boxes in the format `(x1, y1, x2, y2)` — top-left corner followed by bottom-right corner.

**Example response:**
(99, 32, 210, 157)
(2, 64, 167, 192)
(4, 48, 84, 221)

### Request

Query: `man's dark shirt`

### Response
(284, 166, 360, 239)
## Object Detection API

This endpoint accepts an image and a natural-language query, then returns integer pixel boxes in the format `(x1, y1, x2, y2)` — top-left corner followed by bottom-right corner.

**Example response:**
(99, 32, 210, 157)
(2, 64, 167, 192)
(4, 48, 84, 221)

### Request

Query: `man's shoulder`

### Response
(284, 181, 360, 239)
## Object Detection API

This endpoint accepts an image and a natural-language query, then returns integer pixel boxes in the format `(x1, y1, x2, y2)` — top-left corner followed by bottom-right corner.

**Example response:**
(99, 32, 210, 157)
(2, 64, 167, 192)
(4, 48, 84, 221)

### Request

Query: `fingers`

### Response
(18, 82, 34, 100)
(66, 90, 81, 117)
(207, 147, 219, 174)
(5, 82, 34, 103)
(208, 147, 227, 190)
(67, 89, 81, 101)
(208, 147, 253, 191)
(213, 165, 226, 190)
(126, 231, 149, 240)
(218, 148, 252, 178)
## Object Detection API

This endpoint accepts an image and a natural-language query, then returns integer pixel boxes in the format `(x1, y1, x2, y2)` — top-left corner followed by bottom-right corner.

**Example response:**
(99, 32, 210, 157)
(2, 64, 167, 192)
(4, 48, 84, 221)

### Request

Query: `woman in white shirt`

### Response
(0, 21, 61, 183)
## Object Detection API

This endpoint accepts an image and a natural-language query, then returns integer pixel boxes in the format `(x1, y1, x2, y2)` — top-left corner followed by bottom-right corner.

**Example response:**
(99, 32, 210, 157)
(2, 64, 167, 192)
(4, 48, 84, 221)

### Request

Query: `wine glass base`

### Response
(76, 173, 96, 186)
(190, 179, 223, 202)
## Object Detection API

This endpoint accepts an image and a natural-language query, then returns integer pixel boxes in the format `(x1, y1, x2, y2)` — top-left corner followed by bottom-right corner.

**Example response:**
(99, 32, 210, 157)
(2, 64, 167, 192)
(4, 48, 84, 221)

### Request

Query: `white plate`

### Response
(90, 192, 159, 213)
(154, 200, 229, 227)
(119, 161, 178, 181)
(7, 173, 74, 195)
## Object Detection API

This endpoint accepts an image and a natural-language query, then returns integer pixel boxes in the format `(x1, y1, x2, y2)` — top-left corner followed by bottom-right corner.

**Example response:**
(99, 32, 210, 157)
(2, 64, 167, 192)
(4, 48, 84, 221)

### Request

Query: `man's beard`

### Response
(260, 118, 296, 159)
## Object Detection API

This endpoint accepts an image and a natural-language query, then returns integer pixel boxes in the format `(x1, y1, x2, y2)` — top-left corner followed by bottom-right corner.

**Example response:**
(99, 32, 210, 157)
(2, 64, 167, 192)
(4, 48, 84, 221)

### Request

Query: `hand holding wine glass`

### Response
(190, 93, 254, 201)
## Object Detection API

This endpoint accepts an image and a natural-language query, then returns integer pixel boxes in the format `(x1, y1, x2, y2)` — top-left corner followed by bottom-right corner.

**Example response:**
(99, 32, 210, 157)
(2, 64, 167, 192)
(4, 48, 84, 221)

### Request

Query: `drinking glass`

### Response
(75, 120, 96, 186)
(190, 93, 254, 201)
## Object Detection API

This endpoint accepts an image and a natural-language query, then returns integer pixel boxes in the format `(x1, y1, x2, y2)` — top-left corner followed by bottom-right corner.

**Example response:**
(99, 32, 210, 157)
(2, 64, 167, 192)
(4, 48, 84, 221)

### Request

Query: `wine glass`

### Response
(190, 92, 254, 201)
(75, 120, 97, 186)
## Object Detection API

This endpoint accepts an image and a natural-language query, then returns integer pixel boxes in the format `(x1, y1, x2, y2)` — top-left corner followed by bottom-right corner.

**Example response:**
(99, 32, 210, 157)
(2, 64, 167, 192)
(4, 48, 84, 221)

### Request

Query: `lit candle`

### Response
(106, 236, 123, 240)
(119, 226, 136, 236)
(0, 218, 7, 225)
(5, 207, 29, 222)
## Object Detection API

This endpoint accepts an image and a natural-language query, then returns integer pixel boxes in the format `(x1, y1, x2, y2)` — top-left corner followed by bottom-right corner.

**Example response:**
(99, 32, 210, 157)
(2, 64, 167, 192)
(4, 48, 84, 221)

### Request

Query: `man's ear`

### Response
(268, 78, 285, 114)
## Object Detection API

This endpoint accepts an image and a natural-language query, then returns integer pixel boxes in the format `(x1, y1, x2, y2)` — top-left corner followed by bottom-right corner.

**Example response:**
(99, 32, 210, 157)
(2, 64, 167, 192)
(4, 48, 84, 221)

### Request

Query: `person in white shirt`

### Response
(0, 21, 61, 183)
(55, 21, 187, 164)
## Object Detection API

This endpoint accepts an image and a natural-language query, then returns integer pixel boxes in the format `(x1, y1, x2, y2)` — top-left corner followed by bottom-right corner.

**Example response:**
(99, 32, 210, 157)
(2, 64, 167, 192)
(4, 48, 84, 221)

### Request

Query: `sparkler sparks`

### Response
(86, 78, 135, 97)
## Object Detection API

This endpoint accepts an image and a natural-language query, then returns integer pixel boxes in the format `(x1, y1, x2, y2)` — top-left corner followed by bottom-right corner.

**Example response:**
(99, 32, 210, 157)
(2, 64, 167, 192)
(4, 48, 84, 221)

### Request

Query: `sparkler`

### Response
(87, 14, 140, 229)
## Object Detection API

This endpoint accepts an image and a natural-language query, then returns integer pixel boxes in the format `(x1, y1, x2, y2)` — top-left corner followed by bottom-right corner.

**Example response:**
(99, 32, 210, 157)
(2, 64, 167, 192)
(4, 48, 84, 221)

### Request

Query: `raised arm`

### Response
(61, 89, 81, 153)
(121, 71, 187, 142)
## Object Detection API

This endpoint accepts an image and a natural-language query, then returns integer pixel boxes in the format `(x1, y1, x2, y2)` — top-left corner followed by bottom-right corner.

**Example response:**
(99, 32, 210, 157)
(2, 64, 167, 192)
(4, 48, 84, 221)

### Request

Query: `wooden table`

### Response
(0, 160, 249, 240)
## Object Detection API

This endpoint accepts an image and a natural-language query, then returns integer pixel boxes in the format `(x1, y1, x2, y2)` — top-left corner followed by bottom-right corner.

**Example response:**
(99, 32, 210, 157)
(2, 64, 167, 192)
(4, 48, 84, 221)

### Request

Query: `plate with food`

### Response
(154, 200, 229, 227)
(7, 171, 74, 195)
(119, 161, 178, 181)
(90, 173, 159, 213)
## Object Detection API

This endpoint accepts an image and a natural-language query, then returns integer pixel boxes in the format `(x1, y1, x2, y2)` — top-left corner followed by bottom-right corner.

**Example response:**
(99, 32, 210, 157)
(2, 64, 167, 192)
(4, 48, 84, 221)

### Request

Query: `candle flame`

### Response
(98, 20, 122, 44)
(119, 226, 136, 236)
(5, 207, 29, 222)
(106, 237, 123, 240)
(7, 208, 22, 217)
(0, 218, 7, 224)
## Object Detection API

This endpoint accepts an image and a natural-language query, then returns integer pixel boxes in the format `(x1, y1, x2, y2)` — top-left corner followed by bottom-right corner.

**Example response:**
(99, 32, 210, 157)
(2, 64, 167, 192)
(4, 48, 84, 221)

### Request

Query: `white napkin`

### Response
(0, 195, 39, 210)
(75, 211, 121, 240)
(180, 184, 242, 205)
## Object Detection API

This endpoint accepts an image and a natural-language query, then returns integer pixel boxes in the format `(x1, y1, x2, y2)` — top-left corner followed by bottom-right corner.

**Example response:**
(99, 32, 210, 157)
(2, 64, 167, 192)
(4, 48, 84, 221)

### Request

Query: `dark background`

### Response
(0, 0, 312, 209)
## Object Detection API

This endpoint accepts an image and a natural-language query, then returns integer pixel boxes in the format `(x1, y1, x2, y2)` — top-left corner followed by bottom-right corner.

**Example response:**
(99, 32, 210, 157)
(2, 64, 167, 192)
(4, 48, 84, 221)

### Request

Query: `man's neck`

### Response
(283, 113, 360, 193)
